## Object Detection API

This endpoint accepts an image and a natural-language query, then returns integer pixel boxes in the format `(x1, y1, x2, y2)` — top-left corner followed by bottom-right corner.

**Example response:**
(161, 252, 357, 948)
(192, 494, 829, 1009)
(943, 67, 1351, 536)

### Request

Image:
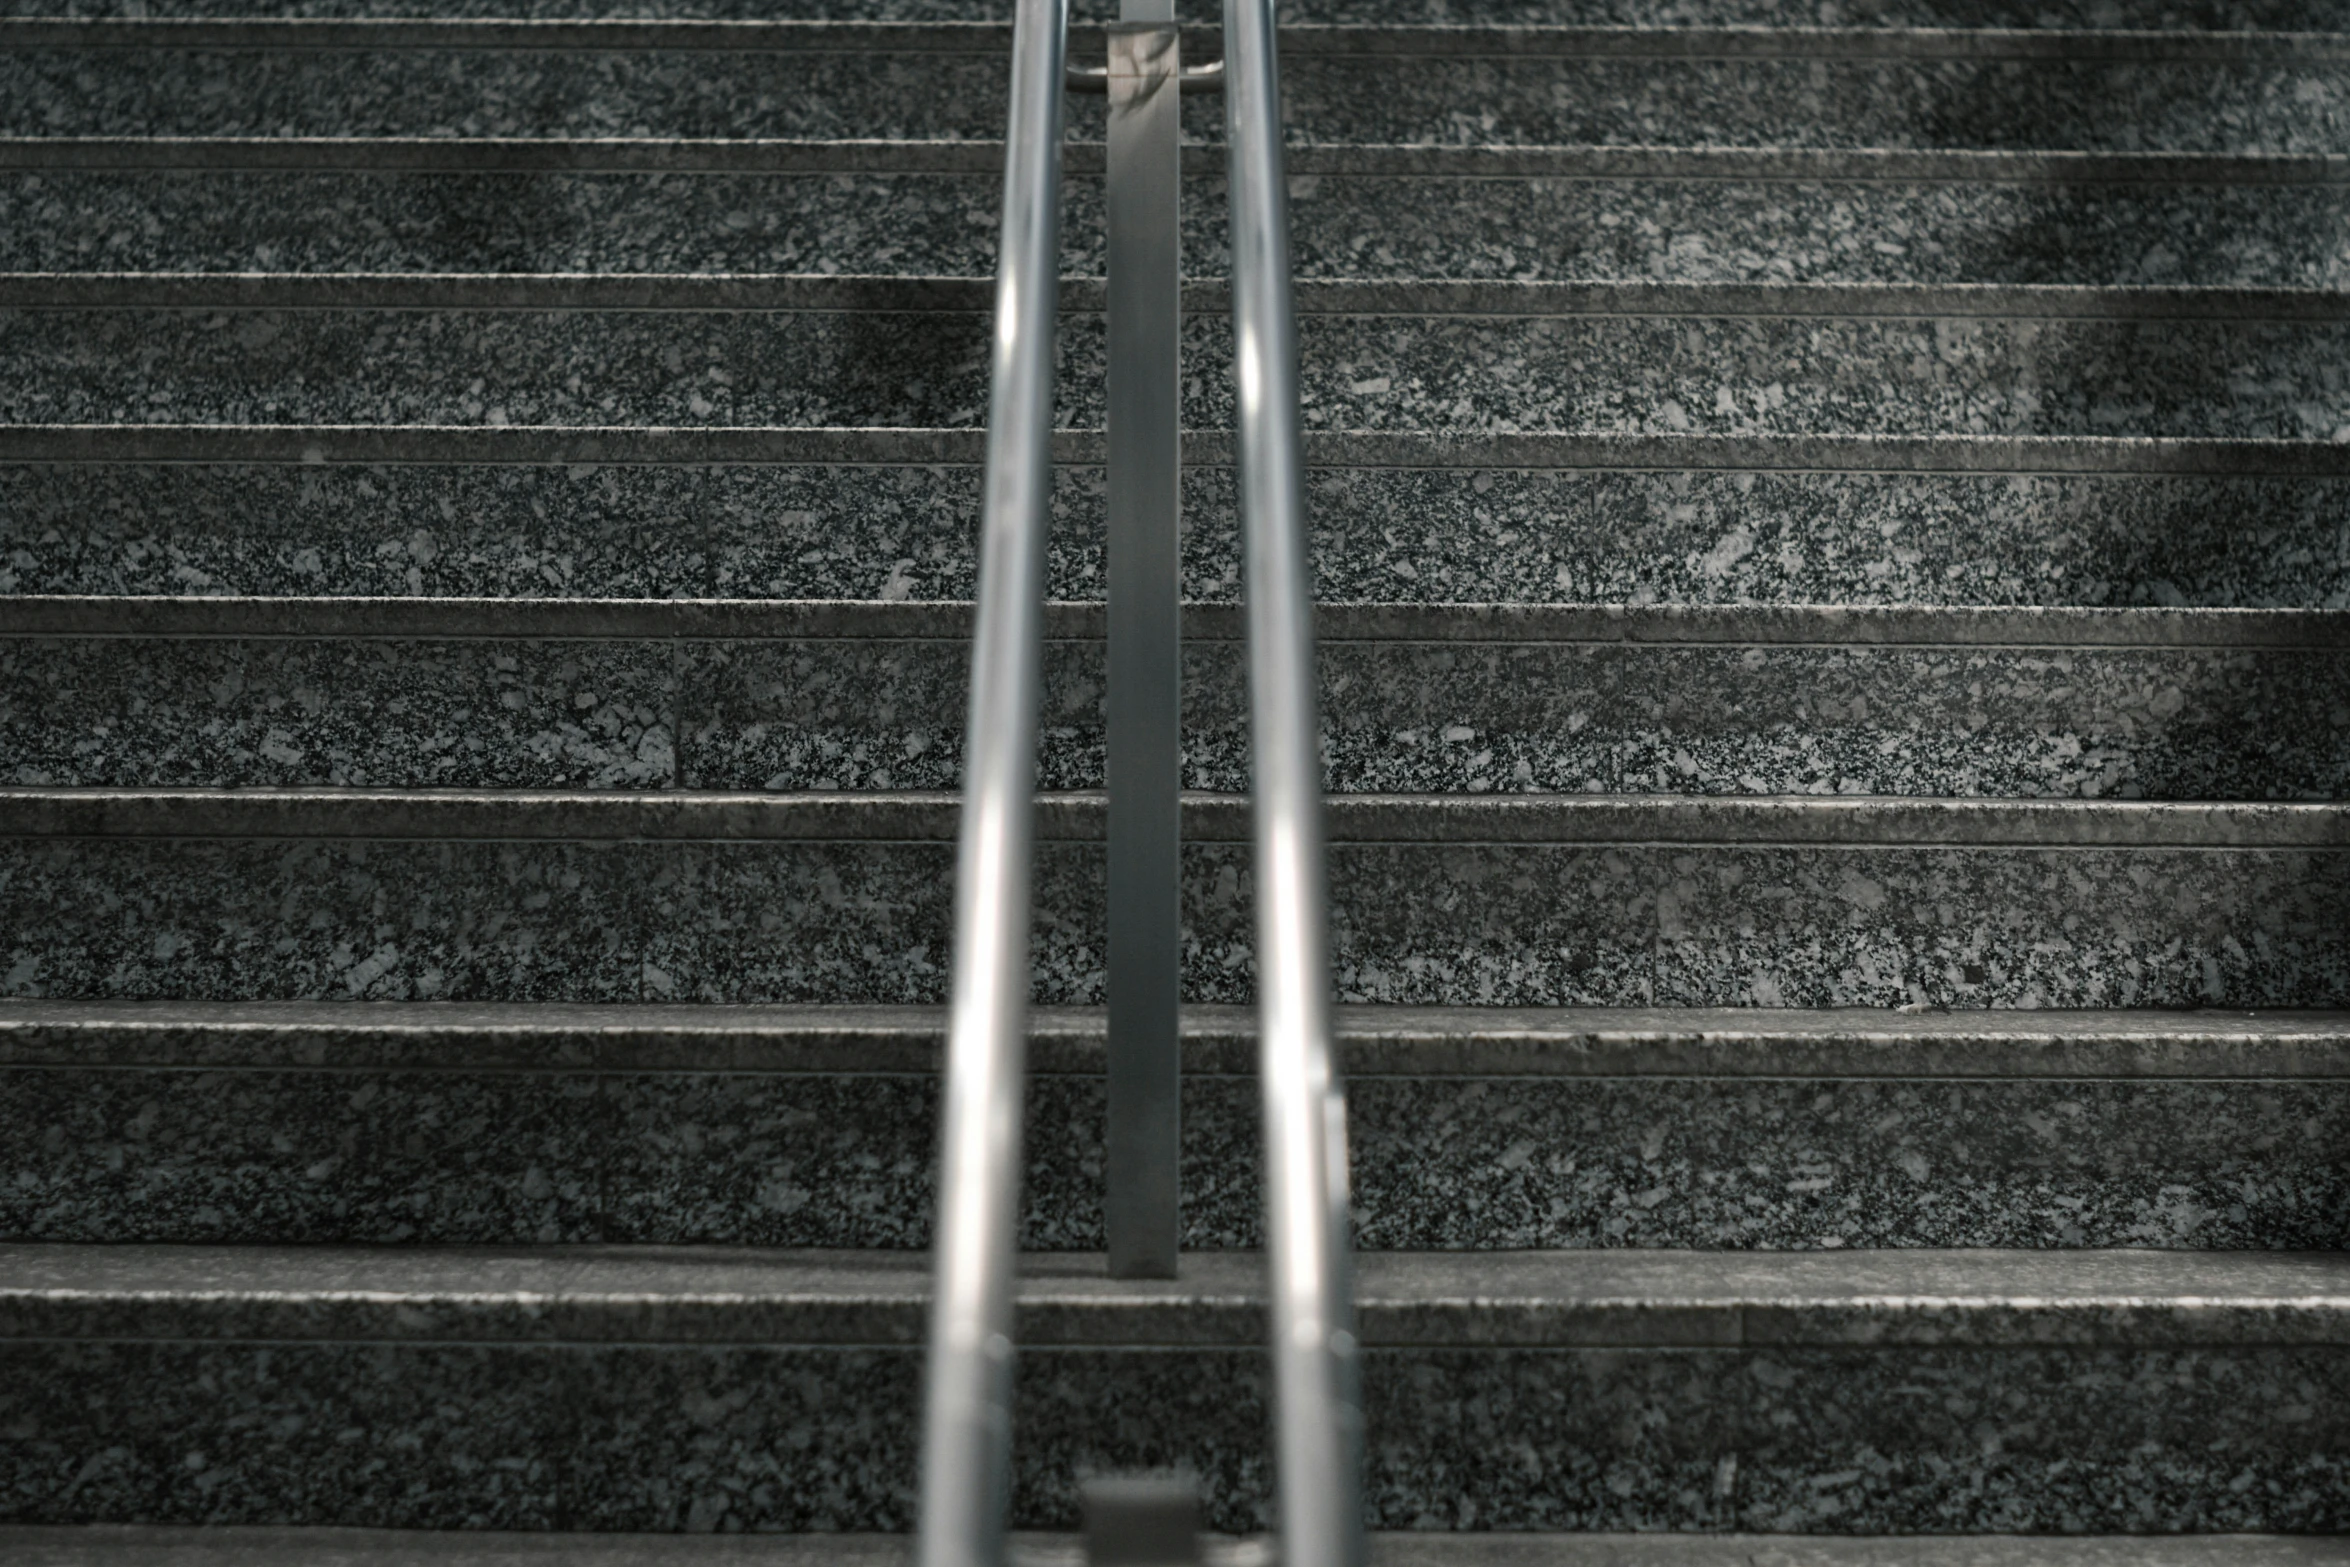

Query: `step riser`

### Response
(10, 308, 2350, 440)
(7, 1065, 2345, 1249)
(1, 2, 2343, 28)
(15, 170, 2350, 290)
(10, 463, 2348, 610)
(4, 1336, 2344, 1532)
(11, 634, 2348, 798)
(4, 51, 2345, 155)
(6, 835, 2345, 1007)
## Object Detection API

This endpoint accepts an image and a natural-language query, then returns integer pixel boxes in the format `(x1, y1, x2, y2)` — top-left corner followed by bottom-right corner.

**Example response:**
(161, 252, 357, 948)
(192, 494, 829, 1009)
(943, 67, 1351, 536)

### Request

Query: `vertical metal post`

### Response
(1104, 6, 1183, 1279)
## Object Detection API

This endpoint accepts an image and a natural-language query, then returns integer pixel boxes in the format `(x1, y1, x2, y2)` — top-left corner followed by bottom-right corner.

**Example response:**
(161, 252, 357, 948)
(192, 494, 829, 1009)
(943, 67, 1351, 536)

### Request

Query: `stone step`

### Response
(2, 0, 2345, 29)
(4, 1531, 2347, 1567)
(5, 999, 2347, 1249)
(2, 789, 2344, 1007)
(3, 21, 2347, 154)
(2, 1243, 2345, 1532)
(15, 151, 2350, 288)
(8, 280, 2350, 438)
(6, 427, 2347, 609)
(9, 598, 2348, 798)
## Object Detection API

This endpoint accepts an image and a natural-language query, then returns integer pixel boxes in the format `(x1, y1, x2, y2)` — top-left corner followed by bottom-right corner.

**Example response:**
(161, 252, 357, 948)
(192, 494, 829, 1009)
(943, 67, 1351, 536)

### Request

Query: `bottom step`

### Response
(1, 1530, 2346, 1565)
(3, 1247, 2347, 1535)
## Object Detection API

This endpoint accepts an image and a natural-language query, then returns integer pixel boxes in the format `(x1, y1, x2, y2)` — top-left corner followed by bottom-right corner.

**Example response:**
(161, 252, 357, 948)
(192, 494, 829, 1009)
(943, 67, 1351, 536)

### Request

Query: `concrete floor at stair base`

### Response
(2, 1339, 2345, 1532)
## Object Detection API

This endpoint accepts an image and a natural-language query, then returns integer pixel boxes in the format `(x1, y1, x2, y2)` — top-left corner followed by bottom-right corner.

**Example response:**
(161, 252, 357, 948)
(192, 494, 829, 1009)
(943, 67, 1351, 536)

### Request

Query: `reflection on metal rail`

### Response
(1220, 0, 1368, 1557)
(913, 0, 1064, 1558)
(916, 0, 1364, 1555)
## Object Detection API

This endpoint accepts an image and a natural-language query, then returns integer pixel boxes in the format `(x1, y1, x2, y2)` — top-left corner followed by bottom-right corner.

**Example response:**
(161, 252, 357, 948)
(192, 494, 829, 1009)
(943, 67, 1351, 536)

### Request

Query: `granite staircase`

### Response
(6, 0, 2350, 1560)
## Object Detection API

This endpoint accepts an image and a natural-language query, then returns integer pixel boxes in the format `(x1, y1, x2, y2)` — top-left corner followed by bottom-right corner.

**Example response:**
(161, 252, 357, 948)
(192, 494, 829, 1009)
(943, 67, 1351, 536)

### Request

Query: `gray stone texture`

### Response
(3, 1335, 2346, 1533)
(10, 632, 2348, 799)
(4, 636, 682, 791)
(16, 170, 2350, 291)
(12, 307, 2350, 440)
(0, 1340, 569, 1530)
(8, 0, 2350, 1545)
(5, 47, 2348, 155)
(8, 463, 2350, 609)
(1, 0, 2345, 23)
(4, 834, 2347, 1008)
(0, 1527, 2334, 1567)
(6, 1062, 2347, 1249)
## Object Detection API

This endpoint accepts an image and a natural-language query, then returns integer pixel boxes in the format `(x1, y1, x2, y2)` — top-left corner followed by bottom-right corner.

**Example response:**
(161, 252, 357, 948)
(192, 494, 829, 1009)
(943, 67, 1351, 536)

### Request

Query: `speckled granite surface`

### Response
(4, 636, 683, 790)
(4, 48, 2348, 156)
(1269, 312, 2350, 440)
(9, 463, 2349, 608)
(0, 0, 2342, 24)
(0, 1339, 569, 1529)
(1382, 1344, 2350, 1533)
(2, 1337, 2346, 1531)
(6, 1063, 2347, 1249)
(11, 632, 2347, 798)
(23, 170, 2350, 289)
(1280, 173, 2350, 290)
(11, 307, 2350, 439)
(9, 0, 2350, 1545)
(4, 835, 2346, 1007)
(0, 308, 1016, 430)
(695, 635, 2350, 799)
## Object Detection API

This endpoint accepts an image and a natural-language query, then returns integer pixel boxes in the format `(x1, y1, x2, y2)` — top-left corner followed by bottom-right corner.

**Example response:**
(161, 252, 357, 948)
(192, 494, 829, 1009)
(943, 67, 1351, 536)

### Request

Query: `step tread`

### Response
(7, 595, 2347, 648)
(6, 999, 2348, 1077)
(3, 1243, 2346, 1345)
(8, 18, 2348, 56)
(11, 139, 2350, 184)
(1, 1531, 2346, 1567)
(4, 1532, 2344, 1566)
(12, 273, 2350, 320)
(7, 36, 2337, 157)
(12, 425, 2350, 477)
(9, 168, 2350, 292)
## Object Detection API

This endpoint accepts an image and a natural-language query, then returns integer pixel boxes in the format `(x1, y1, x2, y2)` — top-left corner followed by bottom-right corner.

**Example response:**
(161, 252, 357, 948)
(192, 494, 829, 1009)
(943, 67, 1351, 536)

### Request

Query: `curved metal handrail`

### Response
(913, 0, 1066, 1558)
(918, 0, 1363, 1556)
(1220, 0, 1368, 1559)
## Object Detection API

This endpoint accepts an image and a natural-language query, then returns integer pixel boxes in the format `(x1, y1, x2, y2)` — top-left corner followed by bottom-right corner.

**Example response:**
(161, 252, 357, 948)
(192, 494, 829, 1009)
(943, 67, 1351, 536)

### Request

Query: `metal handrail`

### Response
(914, 0, 1066, 1557)
(1220, 0, 1367, 1558)
(918, 0, 1364, 1554)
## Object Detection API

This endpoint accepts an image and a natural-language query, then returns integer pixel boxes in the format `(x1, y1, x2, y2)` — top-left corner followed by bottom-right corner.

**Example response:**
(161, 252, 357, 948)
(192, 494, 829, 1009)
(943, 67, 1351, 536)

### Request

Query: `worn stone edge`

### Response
(8, 425, 2350, 475)
(3, 789, 2348, 846)
(8, 597, 2348, 648)
(7, 138, 2349, 184)
(0, 1531, 2341, 1567)
(5, 18, 2347, 57)
(0, 1245, 2344, 1347)
(12, 273, 2350, 322)
(5, 1000, 2349, 1078)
